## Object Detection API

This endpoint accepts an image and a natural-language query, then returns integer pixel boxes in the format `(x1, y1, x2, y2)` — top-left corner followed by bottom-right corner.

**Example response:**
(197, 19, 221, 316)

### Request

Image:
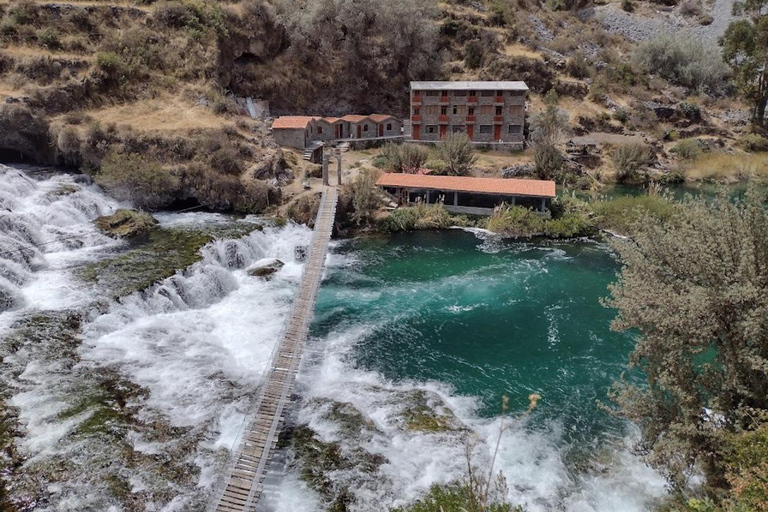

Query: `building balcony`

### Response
(467, 96, 477, 103)
(412, 95, 422, 104)
(439, 96, 450, 103)
(494, 96, 504, 103)
(438, 115, 449, 124)
(466, 115, 477, 124)
(412, 115, 421, 124)
(493, 115, 503, 123)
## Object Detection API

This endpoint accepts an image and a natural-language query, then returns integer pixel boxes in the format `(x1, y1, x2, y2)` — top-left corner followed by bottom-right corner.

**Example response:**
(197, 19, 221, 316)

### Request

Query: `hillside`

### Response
(0, 0, 759, 210)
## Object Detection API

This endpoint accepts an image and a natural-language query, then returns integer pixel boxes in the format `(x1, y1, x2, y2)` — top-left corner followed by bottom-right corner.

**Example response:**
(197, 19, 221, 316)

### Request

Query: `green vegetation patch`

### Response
(95, 209, 159, 239)
(592, 193, 678, 235)
(394, 389, 466, 433)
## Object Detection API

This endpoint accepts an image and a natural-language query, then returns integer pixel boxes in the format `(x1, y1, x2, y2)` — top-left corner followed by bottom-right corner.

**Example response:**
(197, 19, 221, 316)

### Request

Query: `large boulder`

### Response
(95, 209, 158, 238)
(247, 258, 284, 279)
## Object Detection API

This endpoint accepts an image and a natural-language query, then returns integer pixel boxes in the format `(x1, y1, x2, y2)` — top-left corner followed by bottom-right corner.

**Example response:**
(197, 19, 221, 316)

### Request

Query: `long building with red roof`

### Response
(376, 172, 556, 216)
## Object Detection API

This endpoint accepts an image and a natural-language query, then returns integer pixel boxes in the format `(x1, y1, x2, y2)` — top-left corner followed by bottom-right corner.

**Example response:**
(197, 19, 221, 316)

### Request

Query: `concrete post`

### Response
(454, 191, 458, 206)
(540, 197, 545, 212)
(336, 150, 342, 185)
(322, 155, 329, 186)
(426, 189, 430, 204)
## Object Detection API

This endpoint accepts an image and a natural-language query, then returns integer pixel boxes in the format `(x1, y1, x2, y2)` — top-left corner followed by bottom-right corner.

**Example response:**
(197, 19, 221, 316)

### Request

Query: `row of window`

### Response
(416, 90, 525, 98)
(416, 105, 525, 116)
(423, 125, 522, 134)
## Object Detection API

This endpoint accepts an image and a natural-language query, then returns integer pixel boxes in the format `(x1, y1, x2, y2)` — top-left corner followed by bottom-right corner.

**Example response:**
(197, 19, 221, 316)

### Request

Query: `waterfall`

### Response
(0, 165, 120, 314)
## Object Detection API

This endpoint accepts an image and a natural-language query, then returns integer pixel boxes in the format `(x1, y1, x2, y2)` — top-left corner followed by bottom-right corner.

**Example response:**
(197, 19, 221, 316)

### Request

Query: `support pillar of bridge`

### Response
(322, 155, 330, 186)
(336, 150, 342, 185)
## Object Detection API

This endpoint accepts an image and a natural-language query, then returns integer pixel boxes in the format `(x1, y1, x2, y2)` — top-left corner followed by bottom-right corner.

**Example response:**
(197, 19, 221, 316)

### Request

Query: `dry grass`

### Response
(0, 0, 152, 12)
(682, 152, 768, 182)
(72, 95, 235, 133)
(501, 43, 544, 61)
(0, 46, 92, 60)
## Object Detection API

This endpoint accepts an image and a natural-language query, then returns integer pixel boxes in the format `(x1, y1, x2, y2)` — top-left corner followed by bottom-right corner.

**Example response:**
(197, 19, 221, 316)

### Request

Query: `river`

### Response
(0, 165, 666, 511)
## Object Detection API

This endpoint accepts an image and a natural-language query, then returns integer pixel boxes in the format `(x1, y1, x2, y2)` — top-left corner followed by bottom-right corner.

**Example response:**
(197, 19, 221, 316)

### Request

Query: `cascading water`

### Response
(0, 165, 313, 510)
(1, 164, 667, 512)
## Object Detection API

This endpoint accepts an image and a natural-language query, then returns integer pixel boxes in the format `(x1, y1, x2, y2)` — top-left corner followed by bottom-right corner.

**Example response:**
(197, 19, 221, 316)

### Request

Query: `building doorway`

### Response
(357, 125, 362, 138)
(379, 124, 384, 137)
(493, 125, 501, 141)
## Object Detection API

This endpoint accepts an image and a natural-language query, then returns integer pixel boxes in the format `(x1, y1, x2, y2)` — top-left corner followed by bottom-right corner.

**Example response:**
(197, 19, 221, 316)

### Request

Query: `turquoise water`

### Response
(313, 230, 637, 447)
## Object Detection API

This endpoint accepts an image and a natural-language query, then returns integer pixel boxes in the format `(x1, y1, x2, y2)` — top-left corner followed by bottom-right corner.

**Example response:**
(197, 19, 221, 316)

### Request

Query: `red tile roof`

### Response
(376, 173, 556, 198)
(322, 117, 342, 124)
(341, 115, 369, 122)
(368, 114, 396, 123)
(272, 116, 316, 129)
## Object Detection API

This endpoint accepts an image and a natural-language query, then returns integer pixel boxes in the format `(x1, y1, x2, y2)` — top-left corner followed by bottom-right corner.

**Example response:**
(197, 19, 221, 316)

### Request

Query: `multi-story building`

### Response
(409, 81, 528, 145)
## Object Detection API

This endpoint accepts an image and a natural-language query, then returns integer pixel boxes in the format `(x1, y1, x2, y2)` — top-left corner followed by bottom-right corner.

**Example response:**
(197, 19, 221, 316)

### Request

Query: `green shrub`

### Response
(10, 0, 37, 25)
(435, 134, 476, 176)
(464, 39, 484, 69)
(379, 143, 428, 173)
(154, 0, 228, 38)
(592, 193, 677, 234)
(678, 101, 702, 121)
(611, 142, 654, 183)
(672, 138, 703, 160)
(612, 108, 629, 123)
(533, 143, 564, 181)
(565, 52, 592, 79)
(545, 213, 595, 238)
(379, 201, 452, 232)
(487, 204, 546, 236)
(738, 133, 768, 152)
(633, 34, 730, 92)
(37, 28, 60, 50)
(0, 19, 18, 36)
(350, 169, 381, 225)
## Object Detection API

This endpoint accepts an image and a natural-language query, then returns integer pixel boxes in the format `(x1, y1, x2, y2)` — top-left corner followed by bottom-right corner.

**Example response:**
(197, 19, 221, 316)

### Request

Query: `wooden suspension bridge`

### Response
(211, 183, 338, 512)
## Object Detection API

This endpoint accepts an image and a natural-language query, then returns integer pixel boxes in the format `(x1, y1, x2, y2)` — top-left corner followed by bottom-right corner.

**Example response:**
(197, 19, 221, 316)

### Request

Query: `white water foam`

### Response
(287, 322, 667, 512)
(0, 165, 121, 321)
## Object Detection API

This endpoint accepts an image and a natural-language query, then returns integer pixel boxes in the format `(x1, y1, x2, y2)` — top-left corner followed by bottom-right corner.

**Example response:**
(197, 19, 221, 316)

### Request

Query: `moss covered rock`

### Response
(390, 389, 466, 433)
(95, 209, 159, 239)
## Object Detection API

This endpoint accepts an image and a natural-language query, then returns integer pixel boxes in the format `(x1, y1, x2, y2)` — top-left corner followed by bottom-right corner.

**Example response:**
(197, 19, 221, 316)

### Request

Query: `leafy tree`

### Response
(721, 0, 768, 125)
(529, 91, 570, 180)
(605, 190, 768, 491)
(436, 133, 476, 176)
(350, 169, 381, 225)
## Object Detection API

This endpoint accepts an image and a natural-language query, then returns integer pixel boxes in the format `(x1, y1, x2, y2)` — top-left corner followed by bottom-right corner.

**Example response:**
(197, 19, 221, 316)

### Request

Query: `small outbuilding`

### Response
(376, 173, 556, 216)
(271, 116, 317, 150)
(342, 115, 377, 139)
(368, 114, 403, 137)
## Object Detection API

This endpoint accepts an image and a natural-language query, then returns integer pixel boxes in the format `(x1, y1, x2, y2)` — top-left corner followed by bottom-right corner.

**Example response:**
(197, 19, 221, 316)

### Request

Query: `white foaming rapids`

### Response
(0, 165, 121, 319)
(82, 222, 312, 430)
(1, 165, 317, 509)
(286, 324, 667, 512)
